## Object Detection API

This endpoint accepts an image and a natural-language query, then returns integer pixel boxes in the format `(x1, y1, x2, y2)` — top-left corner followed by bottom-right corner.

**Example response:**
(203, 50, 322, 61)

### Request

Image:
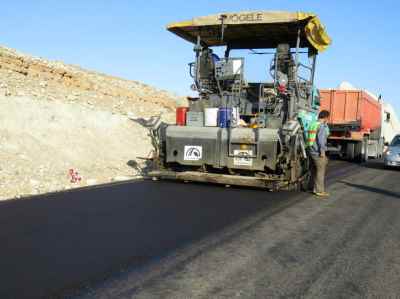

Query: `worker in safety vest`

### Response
(307, 110, 331, 197)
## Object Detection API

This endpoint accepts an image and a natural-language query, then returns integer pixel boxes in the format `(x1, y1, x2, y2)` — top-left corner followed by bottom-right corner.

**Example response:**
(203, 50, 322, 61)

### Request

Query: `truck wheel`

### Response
(346, 143, 355, 160)
(362, 138, 369, 162)
(354, 141, 363, 163)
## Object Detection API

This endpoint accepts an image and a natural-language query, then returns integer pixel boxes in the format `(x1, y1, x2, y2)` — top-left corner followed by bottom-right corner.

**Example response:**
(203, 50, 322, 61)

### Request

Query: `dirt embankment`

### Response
(0, 46, 181, 200)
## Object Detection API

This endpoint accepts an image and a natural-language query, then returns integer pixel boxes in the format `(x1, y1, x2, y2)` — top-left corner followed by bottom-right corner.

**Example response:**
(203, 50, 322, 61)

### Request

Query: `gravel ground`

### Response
(0, 95, 155, 200)
(0, 45, 179, 200)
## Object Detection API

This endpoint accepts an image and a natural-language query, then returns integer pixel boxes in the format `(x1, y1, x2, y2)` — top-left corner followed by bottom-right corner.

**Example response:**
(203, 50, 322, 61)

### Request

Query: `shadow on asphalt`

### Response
(0, 179, 290, 299)
(339, 159, 400, 199)
(339, 181, 400, 199)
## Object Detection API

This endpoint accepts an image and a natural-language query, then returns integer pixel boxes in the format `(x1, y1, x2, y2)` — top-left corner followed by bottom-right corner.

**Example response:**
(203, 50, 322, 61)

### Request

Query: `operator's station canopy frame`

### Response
(167, 11, 331, 53)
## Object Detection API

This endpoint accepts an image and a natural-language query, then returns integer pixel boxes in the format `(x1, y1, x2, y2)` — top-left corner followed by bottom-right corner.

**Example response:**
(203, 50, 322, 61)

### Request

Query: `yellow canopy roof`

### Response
(167, 11, 331, 52)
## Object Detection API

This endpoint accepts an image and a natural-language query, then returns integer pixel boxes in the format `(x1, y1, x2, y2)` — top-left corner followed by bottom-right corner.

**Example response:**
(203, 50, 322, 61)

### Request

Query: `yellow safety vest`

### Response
(307, 121, 320, 147)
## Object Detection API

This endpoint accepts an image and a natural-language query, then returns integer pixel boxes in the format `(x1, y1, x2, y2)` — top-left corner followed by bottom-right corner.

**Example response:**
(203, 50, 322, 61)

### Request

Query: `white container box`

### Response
(204, 108, 219, 127)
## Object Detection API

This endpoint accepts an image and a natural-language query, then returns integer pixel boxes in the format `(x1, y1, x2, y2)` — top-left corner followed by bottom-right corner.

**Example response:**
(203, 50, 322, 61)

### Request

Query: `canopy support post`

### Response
(194, 36, 202, 91)
(225, 46, 230, 58)
(310, 54, 317, 86)
(289, 28, 302, 120)
(295, 28, 301, 68)
(273, 51, 278, 88)
(309, 53, 317, 106)
(219, 14, 227, 42)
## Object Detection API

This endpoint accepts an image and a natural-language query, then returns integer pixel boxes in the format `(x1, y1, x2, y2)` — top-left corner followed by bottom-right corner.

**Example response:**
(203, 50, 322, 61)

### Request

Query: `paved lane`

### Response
(80, 160, 400, 299)
(0, 161, 357, 298)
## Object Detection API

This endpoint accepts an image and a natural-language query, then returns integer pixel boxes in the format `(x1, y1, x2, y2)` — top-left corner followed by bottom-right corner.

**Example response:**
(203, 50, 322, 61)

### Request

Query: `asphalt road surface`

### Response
(0, 160, 399, 299)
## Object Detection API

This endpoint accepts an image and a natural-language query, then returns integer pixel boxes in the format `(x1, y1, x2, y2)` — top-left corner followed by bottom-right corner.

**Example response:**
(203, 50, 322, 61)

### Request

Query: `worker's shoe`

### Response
(313, 191, 330, 198)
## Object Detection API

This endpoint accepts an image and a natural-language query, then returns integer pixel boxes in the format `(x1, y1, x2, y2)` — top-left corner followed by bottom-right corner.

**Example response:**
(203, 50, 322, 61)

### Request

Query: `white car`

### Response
(384, 135, 400, 167)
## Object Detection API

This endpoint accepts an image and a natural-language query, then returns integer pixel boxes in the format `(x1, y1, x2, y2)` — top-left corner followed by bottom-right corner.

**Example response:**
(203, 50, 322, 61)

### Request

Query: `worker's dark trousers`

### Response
(310, 155, 328, 193)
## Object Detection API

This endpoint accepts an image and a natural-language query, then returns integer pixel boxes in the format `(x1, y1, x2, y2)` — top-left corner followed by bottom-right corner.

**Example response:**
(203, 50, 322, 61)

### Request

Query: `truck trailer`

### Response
(320, 89, 383, 161)
(148, 11, 331, 190)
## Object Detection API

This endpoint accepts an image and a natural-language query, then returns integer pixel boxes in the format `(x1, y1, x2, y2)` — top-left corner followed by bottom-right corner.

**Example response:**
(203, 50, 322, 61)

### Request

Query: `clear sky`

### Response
(1, 0, 399, 113)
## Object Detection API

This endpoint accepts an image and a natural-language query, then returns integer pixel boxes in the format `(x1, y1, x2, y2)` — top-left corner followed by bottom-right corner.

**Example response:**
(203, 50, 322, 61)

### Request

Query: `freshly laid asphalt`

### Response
(0, 160, 399, 299)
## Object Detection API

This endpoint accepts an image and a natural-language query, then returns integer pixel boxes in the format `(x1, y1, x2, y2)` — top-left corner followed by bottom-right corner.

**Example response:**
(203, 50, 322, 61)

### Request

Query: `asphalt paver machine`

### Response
(149, 11, 331, 190)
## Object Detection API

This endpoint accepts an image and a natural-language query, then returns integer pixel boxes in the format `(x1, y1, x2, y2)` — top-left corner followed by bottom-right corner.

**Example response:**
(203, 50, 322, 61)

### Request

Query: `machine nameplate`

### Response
(233, 150, 253, 166)
(226, 13, 263, 23)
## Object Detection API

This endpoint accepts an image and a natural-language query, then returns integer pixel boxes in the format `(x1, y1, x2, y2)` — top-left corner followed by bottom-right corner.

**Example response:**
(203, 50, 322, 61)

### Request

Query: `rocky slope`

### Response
(0, 46, 179, 117)
(0, 45, 180, 200)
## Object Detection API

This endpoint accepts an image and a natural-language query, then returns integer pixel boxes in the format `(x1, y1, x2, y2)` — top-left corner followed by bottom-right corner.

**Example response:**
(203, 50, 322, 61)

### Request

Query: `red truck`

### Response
(320, 89, 384, 161)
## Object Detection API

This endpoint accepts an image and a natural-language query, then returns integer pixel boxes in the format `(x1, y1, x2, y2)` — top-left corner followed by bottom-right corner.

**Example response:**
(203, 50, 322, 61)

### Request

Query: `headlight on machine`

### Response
(385, 150, 392, 155)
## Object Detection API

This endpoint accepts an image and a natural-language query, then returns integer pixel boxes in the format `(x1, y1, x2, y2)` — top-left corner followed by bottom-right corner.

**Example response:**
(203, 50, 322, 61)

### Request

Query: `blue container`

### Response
(218, 107, 232, 128)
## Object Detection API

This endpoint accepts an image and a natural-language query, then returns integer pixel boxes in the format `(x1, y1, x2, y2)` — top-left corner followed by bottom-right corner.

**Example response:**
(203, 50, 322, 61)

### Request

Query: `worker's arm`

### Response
(317, 125, 328, 157)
